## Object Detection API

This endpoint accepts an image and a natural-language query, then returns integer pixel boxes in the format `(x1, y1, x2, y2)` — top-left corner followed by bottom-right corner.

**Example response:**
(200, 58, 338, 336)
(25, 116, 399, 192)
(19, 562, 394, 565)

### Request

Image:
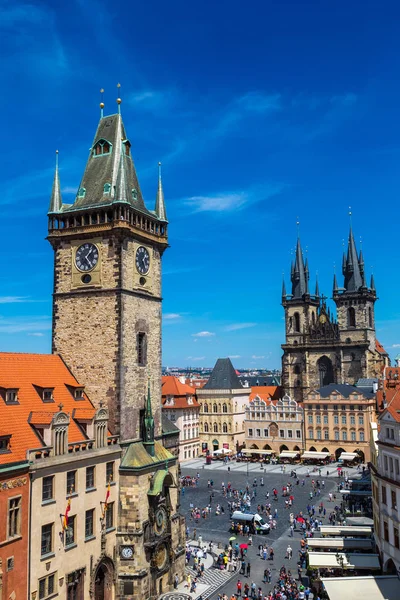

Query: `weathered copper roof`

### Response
(121, 440, 174, 470)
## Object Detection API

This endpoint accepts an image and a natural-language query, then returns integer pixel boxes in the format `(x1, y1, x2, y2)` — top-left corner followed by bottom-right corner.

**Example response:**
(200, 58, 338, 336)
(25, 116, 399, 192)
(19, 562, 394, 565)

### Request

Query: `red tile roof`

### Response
(249, 386, 282, 402)
(378, 387, 400, 422)
(161, 376, 200, 408)
(376, 339, 389, 356)
(0, 353, 99, 464)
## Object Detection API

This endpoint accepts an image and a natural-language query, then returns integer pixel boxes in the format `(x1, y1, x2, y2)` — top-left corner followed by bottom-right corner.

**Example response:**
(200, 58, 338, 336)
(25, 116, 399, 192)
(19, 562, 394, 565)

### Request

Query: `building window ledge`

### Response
(40, 552, 55, 561)
(85, 487, 97, 494)
(41, 499, 56, 507)
(64, 543, 78, 552)
(85, 535, 96, 543)
(65, 492, 78, 500)
(105, 527, 116, 534)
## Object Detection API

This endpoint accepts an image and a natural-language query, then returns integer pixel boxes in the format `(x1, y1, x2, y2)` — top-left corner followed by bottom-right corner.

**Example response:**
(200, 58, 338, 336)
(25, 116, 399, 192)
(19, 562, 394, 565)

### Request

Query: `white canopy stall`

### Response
(320, 525, 372, 538)
(307, 537, 373, 551)
(241, 449, 273, 455)
(339, 452, 358, 462)
(321, 576, 399, 600)
(301, 451, 330, 460)
(308, 552, 380, 570)
(279, 451, 299, 459)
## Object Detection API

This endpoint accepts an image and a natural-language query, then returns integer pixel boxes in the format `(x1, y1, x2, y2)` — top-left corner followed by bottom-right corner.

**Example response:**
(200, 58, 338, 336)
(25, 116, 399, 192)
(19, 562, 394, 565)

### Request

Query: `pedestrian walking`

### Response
(286, 544, 293, 559)
(246, 561, 251, 577)
(237, 579, 242, 597)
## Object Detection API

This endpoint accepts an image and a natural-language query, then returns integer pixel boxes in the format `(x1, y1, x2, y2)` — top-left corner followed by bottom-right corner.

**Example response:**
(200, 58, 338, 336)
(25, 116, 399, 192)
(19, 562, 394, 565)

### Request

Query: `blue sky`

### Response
(1, 0, 400, 369)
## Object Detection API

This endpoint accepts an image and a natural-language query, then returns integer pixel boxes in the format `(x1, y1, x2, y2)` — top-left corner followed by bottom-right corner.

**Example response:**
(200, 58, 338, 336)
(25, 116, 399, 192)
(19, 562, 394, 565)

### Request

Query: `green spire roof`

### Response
(143, 378, 155, 457)
(155, 162, 167, 222)
(48, 150, 62, 214)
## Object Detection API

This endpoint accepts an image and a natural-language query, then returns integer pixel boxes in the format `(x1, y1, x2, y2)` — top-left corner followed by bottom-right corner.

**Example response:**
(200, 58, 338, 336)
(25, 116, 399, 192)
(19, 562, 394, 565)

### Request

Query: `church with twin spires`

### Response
(281, 226, 389, 402)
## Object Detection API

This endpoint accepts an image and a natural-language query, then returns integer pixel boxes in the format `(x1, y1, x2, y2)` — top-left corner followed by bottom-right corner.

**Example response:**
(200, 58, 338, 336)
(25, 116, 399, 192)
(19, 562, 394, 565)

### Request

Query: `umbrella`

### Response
(299, 585, 305, 591)
(197, 550, 203, 558)
(297, 516, 305, 523)
(239, 543, 248, 549)
(229, 536, 237, 541)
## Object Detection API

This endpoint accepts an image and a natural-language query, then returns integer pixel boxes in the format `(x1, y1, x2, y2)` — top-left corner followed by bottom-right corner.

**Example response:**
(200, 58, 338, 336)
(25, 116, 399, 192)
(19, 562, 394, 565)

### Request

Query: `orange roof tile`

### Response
(161, 376, 200, 408)
(0, 353, 98, 464)
(249, 386, 282, 402)
(376, 339, 388, 355)
(73, 408, 97, 420)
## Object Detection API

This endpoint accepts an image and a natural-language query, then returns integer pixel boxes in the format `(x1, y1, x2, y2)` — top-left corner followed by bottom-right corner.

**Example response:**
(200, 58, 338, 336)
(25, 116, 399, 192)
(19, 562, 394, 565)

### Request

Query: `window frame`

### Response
(42, 476, 54, 502)
(86, 466, 95, 491)
(66, 470, 77, 495)
(105, 501, 114, 530)
(8, 495, 21, 539)
(41, 522, 54, 557)
(85, 508, 95, 539)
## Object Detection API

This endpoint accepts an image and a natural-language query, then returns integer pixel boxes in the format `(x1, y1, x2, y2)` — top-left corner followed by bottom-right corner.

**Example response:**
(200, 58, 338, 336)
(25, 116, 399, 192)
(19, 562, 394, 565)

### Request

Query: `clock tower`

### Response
(47, 98, 185, 599)
(47, 104, 168, 441)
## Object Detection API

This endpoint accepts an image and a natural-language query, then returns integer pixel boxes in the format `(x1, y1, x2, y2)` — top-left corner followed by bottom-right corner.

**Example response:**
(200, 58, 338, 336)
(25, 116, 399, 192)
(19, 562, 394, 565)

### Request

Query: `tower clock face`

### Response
(154, 506, 167, 536)
(75, 243, 99, 272)
(154, 543, 168, 570)
(135, 246, 150, 275)
(120, 545, 134, 559)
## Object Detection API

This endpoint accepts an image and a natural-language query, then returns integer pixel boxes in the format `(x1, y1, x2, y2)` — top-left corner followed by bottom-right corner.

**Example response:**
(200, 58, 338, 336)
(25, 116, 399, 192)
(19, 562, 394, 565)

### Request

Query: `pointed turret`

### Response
(282, 277, 287, 301)
(291, 237, 307, 299)
(48, 150, 62, 214)
(69, 112, 147, 213)
(114, 146, 129, 204)
(370, 273, 376, 291)
(143, 378, 155, 457)
(155, 162, 168, 222)
(333, 273, 338, 293)
(315, 276, 320, 298)
(343, 227, 363, 292)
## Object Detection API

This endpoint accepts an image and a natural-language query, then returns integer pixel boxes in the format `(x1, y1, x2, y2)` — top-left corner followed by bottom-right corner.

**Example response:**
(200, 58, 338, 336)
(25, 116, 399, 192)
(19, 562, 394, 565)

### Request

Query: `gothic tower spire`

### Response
(155, 162, 167, 222)
(48, 150, 62, 214)
(143, 378, 155, 457)
(343, 226, 363, 292)
(291, 236, 307, 298)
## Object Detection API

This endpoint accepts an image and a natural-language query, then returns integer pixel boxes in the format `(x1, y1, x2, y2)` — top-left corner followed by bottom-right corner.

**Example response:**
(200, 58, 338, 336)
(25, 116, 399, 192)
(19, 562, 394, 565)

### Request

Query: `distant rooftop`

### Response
(203, 358, 243, 390)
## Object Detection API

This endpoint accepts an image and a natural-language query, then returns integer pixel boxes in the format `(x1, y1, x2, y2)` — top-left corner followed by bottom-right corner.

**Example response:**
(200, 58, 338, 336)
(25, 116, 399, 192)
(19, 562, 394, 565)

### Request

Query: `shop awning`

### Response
(301, 451, 330, 459)
(321, 576, 399, 600)
(212, 448, 232, 455)
(308, 552, 380, 570)
(320, 525, 372, 537)
(339, 452, 358, 461)
(241, 449, 273, 455)
(307, 537, 373, 550)
(279, 451, 299, 458)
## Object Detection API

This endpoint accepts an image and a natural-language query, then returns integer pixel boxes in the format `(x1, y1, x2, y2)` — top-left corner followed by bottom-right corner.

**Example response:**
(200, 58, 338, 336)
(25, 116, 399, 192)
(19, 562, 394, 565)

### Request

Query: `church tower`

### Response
(47, 102, 168, 441)
(333, 225, 381, 381)
(47, 96, 185, 599)
(281, 235, 320, 400)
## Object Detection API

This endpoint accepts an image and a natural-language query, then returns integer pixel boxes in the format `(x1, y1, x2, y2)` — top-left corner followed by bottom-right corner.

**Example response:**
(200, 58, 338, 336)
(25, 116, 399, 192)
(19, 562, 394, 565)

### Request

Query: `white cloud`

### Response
(330, 93, 357, 107)
(62, 186, 77, 194)
(229, 355, 241, 359)
(0, 317, 51, 334)
(391, 344, 400, 348)
(186, 356, 205, 361)
(225, 323, 256, 332)
(252, 355, 265, 359)
(127, 89, 177, 113)
(192, 331, 215, 338)
(184, 183, 285, 213)
(163, 313, 181, 320)
(0, 296, 31, 304)
(236, 92, 281, 113)
(28, 332, 45, 337)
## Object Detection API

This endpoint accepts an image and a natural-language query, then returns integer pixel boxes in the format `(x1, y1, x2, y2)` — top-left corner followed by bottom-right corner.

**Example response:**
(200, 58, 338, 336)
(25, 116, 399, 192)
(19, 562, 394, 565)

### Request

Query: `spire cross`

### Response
(348, 206, 352, 228)
(58, 402, 64, 412)
(296, 217, 300, 238)
(320, 293, 327, 304)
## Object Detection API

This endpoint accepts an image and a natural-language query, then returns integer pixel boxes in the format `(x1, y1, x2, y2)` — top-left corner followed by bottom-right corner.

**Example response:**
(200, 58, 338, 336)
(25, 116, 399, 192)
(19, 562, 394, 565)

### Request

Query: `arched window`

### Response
(103, 182, 111, 194)
(222, 403, 228, 413)
(213, 403, 217, 413)
(294, 365, 301, 375)
(223, 423, 228, 433)
(368, 306, 373, 327)
(347, 306, 356, 327)
(294, 312, 300, 332)
(93, 139, 111, 156)
(204, 423, 209, 432)
(203, 403, 209, 413)
(218, 403, 221, 412)
(213, 423, 218, 433)
(77, 187, 86, 199)
(317, 356, 334, 387)
(137, 332, 147, 366)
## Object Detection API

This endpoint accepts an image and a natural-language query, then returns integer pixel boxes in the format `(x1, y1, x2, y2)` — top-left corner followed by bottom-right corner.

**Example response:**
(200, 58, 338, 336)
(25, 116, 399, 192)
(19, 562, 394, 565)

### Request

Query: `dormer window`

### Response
(93, 139, 111, 156)
(0, 435, 11, 453)
(132, 188, 138, 200)
(74, 388, 84, 400)
(42, 389, 54, 402)
(103, 182, 111, 194)
(123, 140, 131, 156)
(78, 187, 86, 199)
(5, 389, 18, 404)
(166, 395, 174, 406)
(187, 396, 193, 405)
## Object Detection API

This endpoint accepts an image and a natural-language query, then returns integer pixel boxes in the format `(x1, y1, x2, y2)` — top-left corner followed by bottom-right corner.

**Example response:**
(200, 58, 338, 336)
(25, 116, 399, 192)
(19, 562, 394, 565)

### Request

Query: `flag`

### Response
(63, 497, 71, 530)
(102, 482, 111, 518)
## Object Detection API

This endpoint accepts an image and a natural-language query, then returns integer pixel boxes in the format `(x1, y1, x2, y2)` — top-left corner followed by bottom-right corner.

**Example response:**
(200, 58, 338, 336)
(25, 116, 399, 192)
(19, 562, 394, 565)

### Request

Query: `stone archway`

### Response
(280, 444, 288, 452)
(335, 447, 345, 461)
(355, 449, 365, 462)
(92, 556, 115, 600)
(384, 558, 397, 574)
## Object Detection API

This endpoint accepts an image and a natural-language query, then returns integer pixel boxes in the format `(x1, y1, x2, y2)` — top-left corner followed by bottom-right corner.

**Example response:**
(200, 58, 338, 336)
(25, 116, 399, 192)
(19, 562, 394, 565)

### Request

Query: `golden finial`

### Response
(100, 88, 105, 117)
(116, 83, 122, 113)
